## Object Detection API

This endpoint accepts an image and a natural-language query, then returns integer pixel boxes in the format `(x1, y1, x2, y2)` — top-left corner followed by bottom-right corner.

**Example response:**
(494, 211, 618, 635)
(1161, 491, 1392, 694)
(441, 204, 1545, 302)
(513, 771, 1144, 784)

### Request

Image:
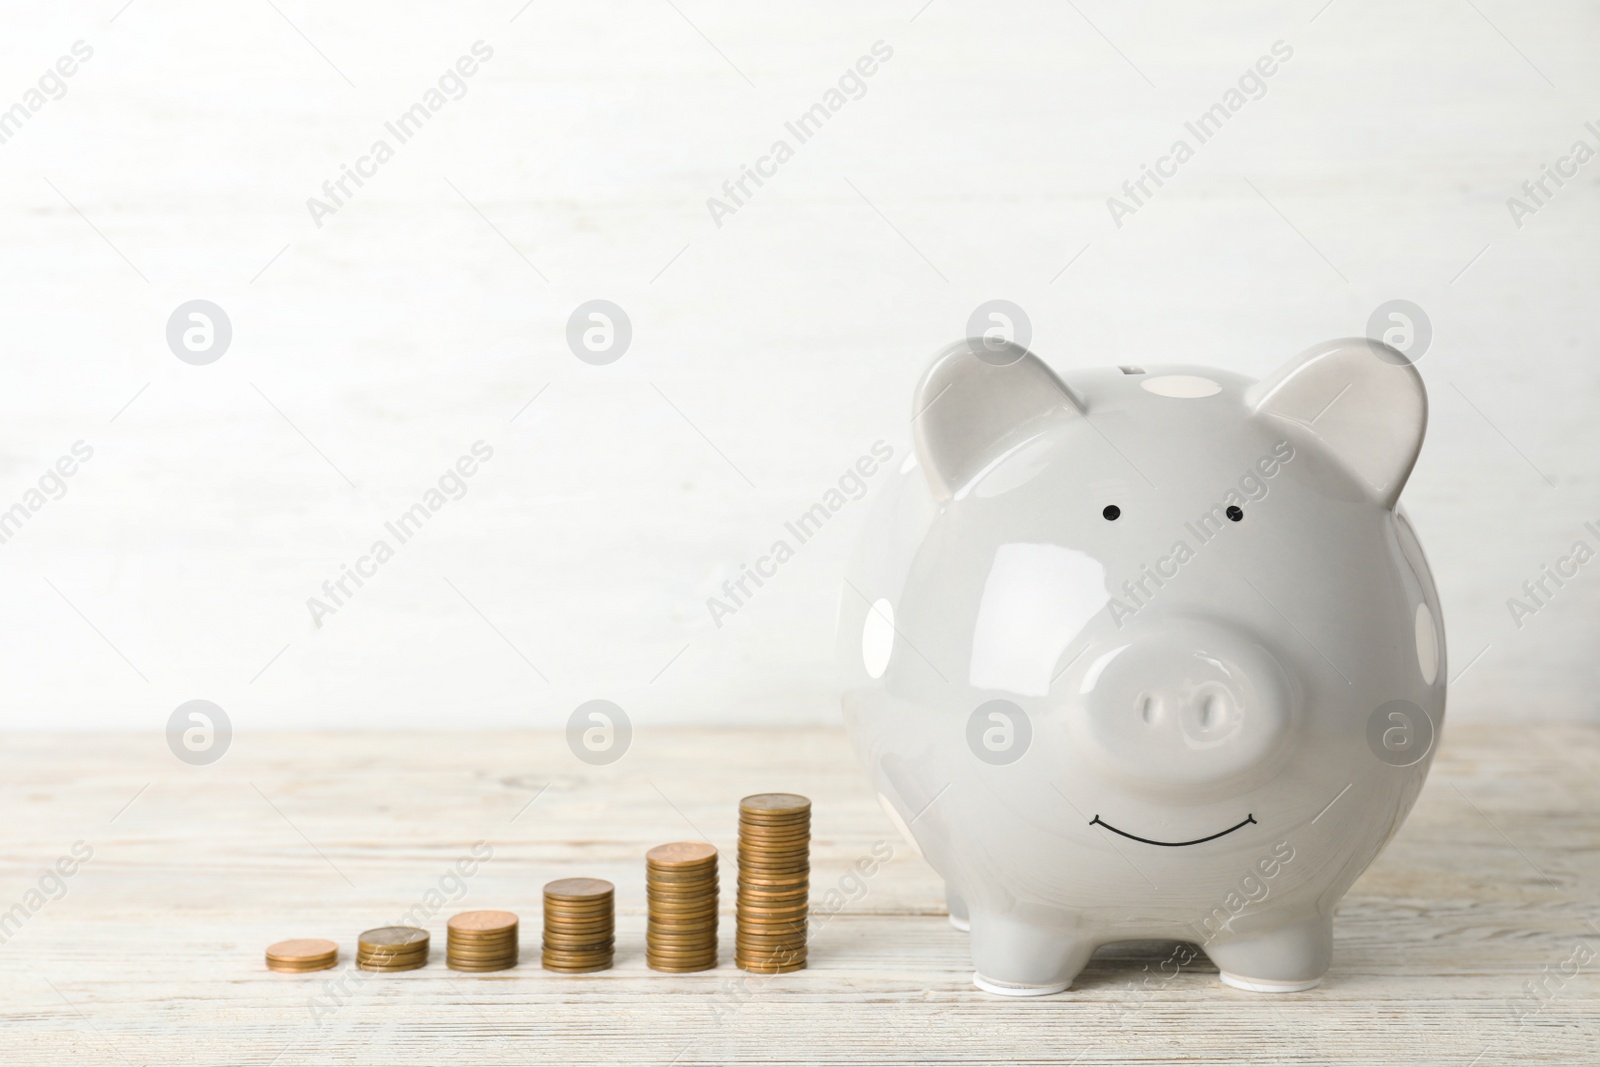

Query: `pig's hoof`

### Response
(1219, 972, 1323, 993)
(945, 886, 970, 931)
(973, 972, 1071, 997)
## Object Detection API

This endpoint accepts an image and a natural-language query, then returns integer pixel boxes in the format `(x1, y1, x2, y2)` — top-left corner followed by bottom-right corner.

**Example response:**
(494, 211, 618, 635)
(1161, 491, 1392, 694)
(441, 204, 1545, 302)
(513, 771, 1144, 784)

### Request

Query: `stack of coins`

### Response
(265, 938, 339, 973)
(542, 878, 615, 973)
(446, 910, 519, 972)
(646, 842, 719, 972)
(736, 793, 811, 973)
(357, 926, 430, 971)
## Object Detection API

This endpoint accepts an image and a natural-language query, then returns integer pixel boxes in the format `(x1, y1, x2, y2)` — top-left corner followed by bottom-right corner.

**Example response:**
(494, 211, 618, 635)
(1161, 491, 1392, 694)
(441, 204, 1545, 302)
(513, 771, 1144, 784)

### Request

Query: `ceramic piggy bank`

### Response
(839, 338, 1444, 995)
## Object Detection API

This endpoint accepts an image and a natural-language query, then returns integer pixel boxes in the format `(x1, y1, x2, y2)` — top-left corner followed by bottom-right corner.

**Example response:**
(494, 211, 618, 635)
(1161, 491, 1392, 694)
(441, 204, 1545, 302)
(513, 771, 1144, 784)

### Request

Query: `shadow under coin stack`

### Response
(541, 878, 615, 973)
(446, 910, 519, 971)
(645, 842, 719, 972)
(357, 926, 429, 971)
(265, 938, 338, 973)
(736, 793, 811, 973)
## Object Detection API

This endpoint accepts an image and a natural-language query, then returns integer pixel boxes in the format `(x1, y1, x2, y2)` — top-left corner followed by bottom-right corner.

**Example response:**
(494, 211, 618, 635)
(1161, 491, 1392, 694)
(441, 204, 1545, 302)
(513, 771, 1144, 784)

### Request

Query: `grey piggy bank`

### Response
(838, 338, 1444, 995)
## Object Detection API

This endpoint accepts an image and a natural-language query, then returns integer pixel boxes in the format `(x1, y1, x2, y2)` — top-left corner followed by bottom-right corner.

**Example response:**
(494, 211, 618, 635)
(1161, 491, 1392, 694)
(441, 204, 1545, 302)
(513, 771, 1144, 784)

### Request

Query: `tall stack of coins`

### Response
(265, 938, 338, 973)
(446, 910, 519, 971)
(542, 878, 615, 973)
(357, 926, 430, 971)
(646, 842, 719, 972)
(735, 793, 811, 973)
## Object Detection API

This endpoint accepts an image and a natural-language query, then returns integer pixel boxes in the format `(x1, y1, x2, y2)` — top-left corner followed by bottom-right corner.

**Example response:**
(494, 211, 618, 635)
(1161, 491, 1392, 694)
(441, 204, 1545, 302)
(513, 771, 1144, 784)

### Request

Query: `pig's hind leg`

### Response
(1204, 914, 1332, 992)
(945, 884, 970, 932)
(968, 910, 1095, 996)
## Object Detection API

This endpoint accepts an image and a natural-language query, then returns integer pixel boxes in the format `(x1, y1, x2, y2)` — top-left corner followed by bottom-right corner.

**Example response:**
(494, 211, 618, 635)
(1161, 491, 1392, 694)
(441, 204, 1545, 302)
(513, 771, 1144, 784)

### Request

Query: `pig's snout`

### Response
(1069, 621, 1296, 796)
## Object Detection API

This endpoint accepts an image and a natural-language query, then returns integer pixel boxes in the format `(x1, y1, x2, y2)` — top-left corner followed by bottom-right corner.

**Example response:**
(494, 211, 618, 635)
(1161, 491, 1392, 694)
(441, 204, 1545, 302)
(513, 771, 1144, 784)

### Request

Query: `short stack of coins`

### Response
(265, 938, 338, 973)
(357, 926, 430, 971)
(735, 793, 811, 973)
(446, 909, 519, 971)
(542, 878, 615, 973)
(646, 842, 719, 972)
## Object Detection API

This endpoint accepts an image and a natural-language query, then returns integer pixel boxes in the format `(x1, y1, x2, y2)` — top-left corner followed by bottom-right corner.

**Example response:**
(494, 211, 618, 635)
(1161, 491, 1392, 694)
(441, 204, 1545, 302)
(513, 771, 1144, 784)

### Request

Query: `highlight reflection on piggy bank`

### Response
(839, 338, 1445, 995)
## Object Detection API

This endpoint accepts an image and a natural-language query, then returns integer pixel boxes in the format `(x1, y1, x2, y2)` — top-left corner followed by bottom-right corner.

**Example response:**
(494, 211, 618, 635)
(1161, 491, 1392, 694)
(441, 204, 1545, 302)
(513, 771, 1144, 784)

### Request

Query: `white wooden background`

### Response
(0, 0, 1596, 732)
(1, 724, 1596, 1065)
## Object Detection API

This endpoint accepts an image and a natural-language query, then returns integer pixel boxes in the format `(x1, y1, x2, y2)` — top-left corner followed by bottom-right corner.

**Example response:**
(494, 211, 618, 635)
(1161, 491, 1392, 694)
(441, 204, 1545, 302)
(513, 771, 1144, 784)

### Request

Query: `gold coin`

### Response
(739, 793, 811, 813)
(358, 926, 429, 947)
(543, 877, 614, 900)
(266, 938, 338, 962)
(448, 910, 518, 933)
(647, 842, 718, 866)
(266, 938, 338, 971)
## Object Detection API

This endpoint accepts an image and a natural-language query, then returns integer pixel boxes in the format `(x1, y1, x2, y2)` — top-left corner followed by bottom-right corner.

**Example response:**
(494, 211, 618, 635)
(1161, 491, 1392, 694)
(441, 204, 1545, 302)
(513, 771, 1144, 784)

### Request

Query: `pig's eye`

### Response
(1102, 505, 1121, 521)
(1227, 505, 1243, 522)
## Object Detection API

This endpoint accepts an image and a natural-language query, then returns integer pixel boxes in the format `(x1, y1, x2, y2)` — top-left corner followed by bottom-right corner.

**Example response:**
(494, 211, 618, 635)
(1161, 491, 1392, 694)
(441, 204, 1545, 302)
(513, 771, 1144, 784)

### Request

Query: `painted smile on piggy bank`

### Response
(1088, 813, 1257, 847)
(840, 338, 1445, 996)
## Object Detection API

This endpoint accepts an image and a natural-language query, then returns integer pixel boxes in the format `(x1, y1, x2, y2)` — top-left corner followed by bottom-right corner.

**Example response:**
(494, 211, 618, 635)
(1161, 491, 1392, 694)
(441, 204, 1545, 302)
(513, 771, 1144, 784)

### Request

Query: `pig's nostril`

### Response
(1140, 695, 1158, 725)
(1200, 694, 1223, 730)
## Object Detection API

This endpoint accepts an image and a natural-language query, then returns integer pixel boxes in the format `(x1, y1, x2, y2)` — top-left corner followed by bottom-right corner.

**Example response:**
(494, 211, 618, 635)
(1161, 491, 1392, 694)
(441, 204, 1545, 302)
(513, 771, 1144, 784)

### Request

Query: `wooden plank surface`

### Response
(0, 723, 1595, 1065)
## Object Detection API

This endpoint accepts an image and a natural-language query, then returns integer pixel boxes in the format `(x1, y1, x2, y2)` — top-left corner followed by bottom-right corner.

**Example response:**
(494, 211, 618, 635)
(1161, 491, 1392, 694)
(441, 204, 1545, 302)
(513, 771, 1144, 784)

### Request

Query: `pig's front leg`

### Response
(1204, 914, 1332, 991)
(968, 910, 1095, 996)
(945, 884, 970, 932)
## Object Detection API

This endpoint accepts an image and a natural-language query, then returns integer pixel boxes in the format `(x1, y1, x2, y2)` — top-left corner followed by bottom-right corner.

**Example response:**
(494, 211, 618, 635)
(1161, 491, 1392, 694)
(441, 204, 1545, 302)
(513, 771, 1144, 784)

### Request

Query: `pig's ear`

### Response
(911, 340, 1085, 501)
(1247, 338, 1427, 507)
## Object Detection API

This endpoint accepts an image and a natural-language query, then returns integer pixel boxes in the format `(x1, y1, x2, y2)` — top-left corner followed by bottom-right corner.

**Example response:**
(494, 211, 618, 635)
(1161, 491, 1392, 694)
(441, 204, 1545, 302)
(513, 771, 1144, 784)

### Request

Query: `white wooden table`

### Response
(1, 724, 1595, 1065)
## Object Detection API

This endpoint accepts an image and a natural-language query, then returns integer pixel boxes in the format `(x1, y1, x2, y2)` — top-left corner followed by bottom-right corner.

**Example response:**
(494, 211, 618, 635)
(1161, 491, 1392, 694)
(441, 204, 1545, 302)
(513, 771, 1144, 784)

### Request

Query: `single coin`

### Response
(448, 910, 519, 933)
(647, 842, 718, 866)
(739, 793, 811, 813)
(266, 938, 338, 963)
(543, 878, 614, 900)
(358, 926, 429, 947)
